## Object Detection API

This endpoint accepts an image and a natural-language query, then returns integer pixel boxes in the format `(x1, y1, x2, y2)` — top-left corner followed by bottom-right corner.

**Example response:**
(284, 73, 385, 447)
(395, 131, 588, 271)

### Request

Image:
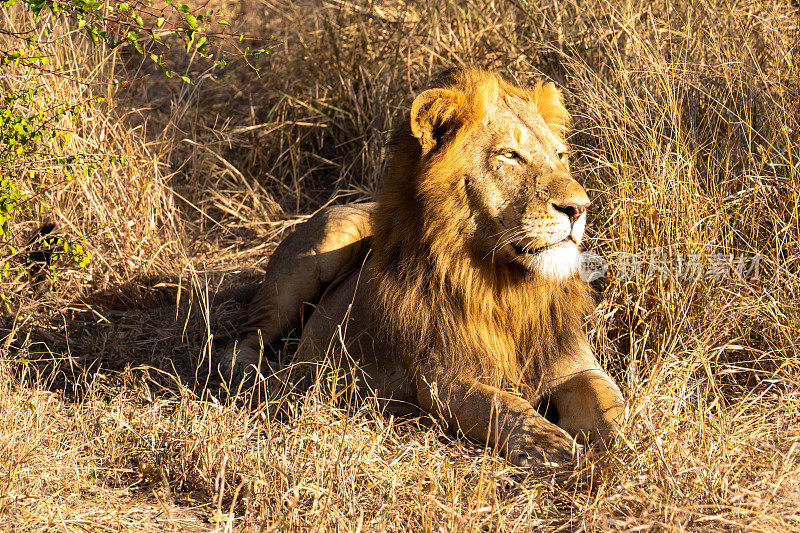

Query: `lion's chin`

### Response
(515, 240, 580, 281)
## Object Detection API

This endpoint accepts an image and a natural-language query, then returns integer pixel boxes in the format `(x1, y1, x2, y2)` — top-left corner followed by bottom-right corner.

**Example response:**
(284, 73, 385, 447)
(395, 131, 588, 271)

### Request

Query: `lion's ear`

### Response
(532, 82, 570, 139)
(410, 88, 464, 154)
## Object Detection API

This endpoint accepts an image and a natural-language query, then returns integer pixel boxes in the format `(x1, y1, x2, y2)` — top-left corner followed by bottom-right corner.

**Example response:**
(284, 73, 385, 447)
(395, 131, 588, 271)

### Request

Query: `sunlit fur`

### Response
(372, 69, 591, 395)
(527, 242, 581, 281)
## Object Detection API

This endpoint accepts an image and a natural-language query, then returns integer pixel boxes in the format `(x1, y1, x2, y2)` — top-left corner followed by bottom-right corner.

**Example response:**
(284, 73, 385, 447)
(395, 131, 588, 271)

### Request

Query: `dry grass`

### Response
(1, 0, 799, 530)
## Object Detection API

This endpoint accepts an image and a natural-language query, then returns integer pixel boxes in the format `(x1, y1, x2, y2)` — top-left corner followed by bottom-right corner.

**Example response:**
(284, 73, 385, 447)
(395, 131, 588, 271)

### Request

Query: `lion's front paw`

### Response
(506, 425, 582, 468)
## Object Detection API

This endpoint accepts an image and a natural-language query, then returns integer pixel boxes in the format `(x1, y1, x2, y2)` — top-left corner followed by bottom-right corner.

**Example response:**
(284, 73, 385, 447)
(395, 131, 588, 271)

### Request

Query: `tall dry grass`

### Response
(1, 0, 798, 530)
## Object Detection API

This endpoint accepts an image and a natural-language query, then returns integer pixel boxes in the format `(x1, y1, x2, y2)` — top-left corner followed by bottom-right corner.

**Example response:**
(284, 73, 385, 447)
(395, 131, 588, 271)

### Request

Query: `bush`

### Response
(0, 0, 272, 298)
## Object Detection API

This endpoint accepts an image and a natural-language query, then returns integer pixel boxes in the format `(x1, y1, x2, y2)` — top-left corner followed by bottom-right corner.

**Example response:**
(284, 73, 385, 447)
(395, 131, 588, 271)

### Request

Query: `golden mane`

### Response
(372, 69, 590, 394)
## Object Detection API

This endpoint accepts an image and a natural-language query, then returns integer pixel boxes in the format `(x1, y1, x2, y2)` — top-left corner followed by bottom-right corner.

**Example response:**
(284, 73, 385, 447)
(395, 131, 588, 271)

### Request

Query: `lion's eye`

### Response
(499, 150, 522, 161)
(558, 151, 569, 163)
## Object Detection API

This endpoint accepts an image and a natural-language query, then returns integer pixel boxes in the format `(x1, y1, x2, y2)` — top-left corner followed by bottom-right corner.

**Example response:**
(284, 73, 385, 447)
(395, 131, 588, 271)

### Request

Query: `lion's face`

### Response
(461, 94, 588, 280)
(409, 72, 589, 281)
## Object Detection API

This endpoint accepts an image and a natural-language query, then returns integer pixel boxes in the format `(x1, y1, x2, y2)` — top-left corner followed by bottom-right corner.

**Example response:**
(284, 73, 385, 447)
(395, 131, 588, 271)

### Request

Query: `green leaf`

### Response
(156, 15, 165, 27)
(184, 13, 198, 28)
(127, 31, 142, 53)
(179, 75, 192, 84)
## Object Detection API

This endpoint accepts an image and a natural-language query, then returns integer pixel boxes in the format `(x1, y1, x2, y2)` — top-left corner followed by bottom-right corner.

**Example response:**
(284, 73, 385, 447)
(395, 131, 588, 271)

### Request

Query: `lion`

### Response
(221, 69, 624, 467)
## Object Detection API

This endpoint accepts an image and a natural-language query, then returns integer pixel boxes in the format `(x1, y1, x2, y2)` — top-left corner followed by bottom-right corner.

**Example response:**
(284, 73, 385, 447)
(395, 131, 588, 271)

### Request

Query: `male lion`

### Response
(222, 69, 624, 467)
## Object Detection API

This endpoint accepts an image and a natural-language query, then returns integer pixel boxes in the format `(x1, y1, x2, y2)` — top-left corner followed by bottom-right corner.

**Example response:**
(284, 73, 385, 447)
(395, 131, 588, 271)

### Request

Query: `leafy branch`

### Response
(3, 0, 277, 80)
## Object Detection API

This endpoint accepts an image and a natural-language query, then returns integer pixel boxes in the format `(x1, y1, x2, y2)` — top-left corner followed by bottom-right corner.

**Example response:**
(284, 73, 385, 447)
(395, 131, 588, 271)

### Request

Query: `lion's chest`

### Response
(453, 293, 550, 385)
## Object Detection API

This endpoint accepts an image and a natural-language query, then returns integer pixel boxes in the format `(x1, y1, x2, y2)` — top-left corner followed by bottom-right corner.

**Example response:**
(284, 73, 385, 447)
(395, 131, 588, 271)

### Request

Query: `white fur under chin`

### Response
(528, 241, 580, 281)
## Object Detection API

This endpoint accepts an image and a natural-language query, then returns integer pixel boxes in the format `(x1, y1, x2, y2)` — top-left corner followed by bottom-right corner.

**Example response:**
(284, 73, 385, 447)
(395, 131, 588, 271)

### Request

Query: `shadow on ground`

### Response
(1, 273, 272, 402)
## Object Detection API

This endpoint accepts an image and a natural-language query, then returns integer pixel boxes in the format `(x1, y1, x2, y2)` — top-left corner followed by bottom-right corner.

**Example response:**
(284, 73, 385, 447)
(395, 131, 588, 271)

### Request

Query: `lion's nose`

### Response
(552, 199, 589, 225)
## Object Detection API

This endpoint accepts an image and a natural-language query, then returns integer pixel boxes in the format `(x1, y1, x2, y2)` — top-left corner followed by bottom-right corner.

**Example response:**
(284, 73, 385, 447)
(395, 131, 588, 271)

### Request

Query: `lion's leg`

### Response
(221, 203, 375, 379)
(414, 375, 581, 467)
(286, 269, 415, 408)
(543, 338, 624, 447)
(547, 368, 624, 447)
